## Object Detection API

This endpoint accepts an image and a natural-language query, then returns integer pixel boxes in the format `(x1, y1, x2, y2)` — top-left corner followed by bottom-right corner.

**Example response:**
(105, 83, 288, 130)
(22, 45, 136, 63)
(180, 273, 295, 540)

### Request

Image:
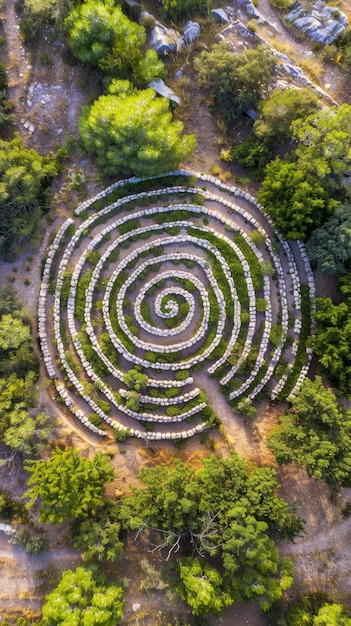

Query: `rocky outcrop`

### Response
(236, 0, 261, 19)
(148, 22, 184, 56)
(212, 8, 232, 23)
(218, 21, 339, 106)
(183, 20, 201, 43)
(147, 78, 181, 106)
(286, 1, 348, 45)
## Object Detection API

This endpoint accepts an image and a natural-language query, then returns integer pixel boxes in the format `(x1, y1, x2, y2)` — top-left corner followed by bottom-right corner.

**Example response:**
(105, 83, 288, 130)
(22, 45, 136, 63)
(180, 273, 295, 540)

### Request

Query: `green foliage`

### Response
(286, 593, 351, 626)
(221, 508, 293, 610)
(2, 410, 52, 458)
(237, 397, 257, 417)
(269, 0, 293, 7)
(24, 0, 75, 23)
(0, 308, 38, 378)
(0, 314, 31, 350)
(74, 269, 93, 323)
(257, 104, 351, 239)
(313, 604, 351, 625)
(71, 500, 124, 563)
(291, 104, 351, 194)
(125, 390, 141, 411)
(0, 62, 15, 132)
(15, 524, 48, 555)
(256, 297, 267, 313)
(177, 558, 231, 616)
(195, 43, 275, 122)
(85, 249, 101, 266)
(40, 565, 124, 625)
(113, 426, 132, 441)
(0, 291, 46, 463)
(79, 80, 196, 178)
(250, 230, 266, 247)
(268, 377, 351, 484)
(123, 369, 148, 391)
(232, 136, 273, 180)
(269, 324, 284, 347)
(23, 448, 114, 523)
(19, 14, 38, 42)
(313, 295, 351, 396)
(0, 133, 58, 259)
(120, 452, 296, 613)
(88, 413, 103, 428)
(258, 158, 339, 241)
(233, 85, 318, 177)
(65, 0, 164, 87)
(327, 26, 351, 73)
(0, 489, 29, 522)
(307, 203, 351, 275)
(254, 87, 320, 146)
(162, 0, 212, 22)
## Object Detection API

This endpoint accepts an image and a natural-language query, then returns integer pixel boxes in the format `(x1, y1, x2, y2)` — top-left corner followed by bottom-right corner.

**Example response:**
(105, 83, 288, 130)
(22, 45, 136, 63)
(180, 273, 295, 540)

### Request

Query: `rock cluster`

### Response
(286, 1, 348, 45)
(147, 18, 201, 56)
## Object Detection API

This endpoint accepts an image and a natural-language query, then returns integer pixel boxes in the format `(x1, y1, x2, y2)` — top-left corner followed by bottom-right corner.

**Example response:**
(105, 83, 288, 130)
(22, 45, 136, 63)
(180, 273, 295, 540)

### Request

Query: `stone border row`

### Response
(38, 171, 315, 438)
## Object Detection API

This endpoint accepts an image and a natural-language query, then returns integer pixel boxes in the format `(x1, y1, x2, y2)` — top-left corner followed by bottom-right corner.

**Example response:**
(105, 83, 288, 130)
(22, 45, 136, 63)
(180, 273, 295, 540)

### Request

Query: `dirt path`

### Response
(194, 371, 256, 459)
(0, 532, 80, 613)
(279, 515, 351, 600)
(3, 0, 29, 121)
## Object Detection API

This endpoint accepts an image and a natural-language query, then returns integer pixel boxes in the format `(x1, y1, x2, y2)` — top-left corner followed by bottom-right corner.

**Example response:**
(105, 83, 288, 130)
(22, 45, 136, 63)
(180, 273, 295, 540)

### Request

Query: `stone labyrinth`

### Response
(39, 171, 315, 440)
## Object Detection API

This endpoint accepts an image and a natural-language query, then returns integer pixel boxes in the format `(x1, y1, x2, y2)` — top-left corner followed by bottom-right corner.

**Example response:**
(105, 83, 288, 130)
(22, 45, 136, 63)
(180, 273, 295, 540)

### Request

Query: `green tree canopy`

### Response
(0, 314, 31, 350)
(0, 307, 37, 377)
(313, 603, 351, 626)
(257, 158, 338, 240)
(254, 86, 320, 145)
(313, 296, 351, 396)
(291, 104, 351, 194)
(0, 133, 58, 258)
(267, 377, 351, 484)
(23, 447, 114, 523)
(79, 80, 196, 178)
(0, 62, 15, 133)
(162, 0, 212, 22)
(0, 290, 43, 467)
(232, 87, 320, 178)
(123, 368, 148, 391)
(70, 499, 124, 563)
(286, 593, 351, 626)
(40, 565, 124, 626)
(3, 410, 52, 459)
(65, 0, 164, 87)
(120, 452, 296, 613)
(177, 557, 231, 616)
(307, 203, 351, 275)
(24, 0, 74, 22)
(0, 372, 37, 439)
(195, 43, 275, 122)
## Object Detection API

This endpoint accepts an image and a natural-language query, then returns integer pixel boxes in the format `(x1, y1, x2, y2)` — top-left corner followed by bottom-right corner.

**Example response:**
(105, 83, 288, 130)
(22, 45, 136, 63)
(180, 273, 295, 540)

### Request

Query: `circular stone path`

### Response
(38, 170, 315, 440)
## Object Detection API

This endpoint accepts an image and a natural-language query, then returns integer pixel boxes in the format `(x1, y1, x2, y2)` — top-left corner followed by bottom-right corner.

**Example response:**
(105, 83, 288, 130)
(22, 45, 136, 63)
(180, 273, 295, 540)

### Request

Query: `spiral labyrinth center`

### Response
(39, 171, 315, 440)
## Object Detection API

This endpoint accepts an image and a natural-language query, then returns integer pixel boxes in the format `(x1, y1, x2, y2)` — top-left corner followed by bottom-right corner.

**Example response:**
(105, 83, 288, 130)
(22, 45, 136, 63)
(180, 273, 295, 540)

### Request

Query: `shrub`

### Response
(89, 413, 103, 427)
(250, 230, 266, 247)
(16, 526, 48, 555)
(114, 426, 132, 441)
(269, 324, 284, 347)
(256, 297, 267, 313)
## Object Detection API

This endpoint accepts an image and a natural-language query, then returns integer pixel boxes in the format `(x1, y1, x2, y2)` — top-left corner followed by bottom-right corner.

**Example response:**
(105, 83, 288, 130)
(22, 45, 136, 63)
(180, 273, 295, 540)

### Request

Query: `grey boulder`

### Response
(149, 23, 185, 56)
